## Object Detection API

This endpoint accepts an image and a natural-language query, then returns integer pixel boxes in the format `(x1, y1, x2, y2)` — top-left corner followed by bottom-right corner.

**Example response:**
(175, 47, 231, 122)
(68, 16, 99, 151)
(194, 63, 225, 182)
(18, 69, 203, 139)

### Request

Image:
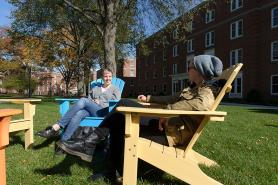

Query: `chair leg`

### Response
(123, 114, 140, 185)
(24, 103, 35, 150)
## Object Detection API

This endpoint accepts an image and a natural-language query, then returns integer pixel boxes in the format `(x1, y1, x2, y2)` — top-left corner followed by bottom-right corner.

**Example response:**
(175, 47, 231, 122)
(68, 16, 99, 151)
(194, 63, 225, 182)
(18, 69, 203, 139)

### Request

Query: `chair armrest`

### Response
(109, 100, 120, 112)
(116, 107, 226, 121)
(55, 98, 79, 116)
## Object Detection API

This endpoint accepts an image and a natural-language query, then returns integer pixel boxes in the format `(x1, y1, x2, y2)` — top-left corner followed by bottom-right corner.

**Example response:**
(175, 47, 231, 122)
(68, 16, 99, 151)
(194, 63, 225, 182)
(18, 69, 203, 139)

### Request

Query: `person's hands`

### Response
(93, 99, 100, 104)
(158, 118, 168, 131)
(138, 95, 147, 102)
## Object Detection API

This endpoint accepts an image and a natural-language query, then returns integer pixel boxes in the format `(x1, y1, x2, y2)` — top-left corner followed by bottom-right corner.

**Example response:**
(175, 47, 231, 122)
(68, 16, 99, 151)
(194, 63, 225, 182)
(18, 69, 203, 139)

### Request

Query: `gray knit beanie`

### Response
(193, 55, 223, 80)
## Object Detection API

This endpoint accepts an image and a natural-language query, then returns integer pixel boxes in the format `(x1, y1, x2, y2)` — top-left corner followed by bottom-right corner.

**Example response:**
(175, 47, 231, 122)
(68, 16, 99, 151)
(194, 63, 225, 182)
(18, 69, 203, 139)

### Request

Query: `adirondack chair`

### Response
(116, 63, 243, 185)
(56, 77, 125, 127)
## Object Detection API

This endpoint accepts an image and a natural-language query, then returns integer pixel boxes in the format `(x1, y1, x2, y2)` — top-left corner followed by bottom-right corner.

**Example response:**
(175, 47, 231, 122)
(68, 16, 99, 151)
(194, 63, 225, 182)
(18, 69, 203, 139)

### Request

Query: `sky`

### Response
(0, 0, 13, 27)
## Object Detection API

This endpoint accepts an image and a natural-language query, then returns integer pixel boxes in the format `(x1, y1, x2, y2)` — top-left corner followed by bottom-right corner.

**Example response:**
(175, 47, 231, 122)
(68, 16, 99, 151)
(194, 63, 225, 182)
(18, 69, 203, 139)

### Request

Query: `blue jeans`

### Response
(58, 98, 107, 141)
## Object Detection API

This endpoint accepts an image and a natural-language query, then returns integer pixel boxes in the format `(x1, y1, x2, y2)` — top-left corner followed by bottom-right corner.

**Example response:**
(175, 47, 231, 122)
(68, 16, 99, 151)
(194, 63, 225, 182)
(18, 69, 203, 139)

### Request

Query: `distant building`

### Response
(136, 0, 278, 103)
(117, 58, 136, 97)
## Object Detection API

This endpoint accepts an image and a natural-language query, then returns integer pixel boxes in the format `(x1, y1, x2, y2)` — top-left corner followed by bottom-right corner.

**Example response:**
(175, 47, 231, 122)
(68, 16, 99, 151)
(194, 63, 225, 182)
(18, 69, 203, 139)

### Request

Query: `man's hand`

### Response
(158, 118, 168, 131)
(138, 95, 147, 102)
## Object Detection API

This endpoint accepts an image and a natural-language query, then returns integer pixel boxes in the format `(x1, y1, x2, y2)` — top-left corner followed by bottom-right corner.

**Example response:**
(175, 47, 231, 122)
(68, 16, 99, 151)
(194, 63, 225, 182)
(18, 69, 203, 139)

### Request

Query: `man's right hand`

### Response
(137, 95, 147, 102)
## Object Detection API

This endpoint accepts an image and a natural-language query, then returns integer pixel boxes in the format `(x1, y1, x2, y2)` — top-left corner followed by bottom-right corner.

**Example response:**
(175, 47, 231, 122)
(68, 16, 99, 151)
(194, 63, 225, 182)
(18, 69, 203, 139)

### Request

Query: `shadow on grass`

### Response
(137, 160, 188, 185)
(265, 124, 278, 128)
(32, 137, 59, 150)
(9, 134, 25, 148)
(248, 108, 278, 115)
(33, 147, 108, 177)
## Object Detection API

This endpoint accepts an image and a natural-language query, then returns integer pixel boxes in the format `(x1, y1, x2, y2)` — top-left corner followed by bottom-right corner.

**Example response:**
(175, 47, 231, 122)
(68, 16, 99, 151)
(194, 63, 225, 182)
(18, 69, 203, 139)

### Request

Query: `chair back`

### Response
(211, 63, 243, 111)
(90, 77, 125, 94)
(185, 63, 243, 153)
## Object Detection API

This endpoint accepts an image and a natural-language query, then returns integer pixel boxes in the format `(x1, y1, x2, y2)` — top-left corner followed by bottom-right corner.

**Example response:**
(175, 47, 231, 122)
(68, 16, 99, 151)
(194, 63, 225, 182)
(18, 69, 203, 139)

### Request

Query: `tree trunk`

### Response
(103, 1, 117, 76)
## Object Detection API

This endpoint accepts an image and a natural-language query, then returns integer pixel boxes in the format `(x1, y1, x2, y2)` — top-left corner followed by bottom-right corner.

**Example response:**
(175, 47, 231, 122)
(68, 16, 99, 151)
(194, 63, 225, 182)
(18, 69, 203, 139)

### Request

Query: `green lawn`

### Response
(0, 101, 277, 185)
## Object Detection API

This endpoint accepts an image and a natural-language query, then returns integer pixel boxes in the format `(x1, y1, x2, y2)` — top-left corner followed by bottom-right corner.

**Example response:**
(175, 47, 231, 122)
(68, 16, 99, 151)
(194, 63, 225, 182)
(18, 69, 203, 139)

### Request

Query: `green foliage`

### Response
(2, 71, 38, 95)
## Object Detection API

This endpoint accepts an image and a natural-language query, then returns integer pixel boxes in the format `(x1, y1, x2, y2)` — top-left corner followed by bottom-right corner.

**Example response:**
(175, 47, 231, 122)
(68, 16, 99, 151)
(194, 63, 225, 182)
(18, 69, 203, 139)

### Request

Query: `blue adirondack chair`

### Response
(55, 77, 125, 127)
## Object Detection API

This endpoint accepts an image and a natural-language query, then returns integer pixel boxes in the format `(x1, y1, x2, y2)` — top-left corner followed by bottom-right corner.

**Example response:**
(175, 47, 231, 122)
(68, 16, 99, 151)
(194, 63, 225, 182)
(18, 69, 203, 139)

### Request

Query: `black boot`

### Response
(57, 127, 110, 162)
(56, 140, 95, 162)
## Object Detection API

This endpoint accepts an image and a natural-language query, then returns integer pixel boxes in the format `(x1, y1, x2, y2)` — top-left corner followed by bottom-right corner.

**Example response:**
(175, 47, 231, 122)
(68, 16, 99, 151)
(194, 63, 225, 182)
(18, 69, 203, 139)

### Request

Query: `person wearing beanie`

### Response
(56, 55, 224, 183)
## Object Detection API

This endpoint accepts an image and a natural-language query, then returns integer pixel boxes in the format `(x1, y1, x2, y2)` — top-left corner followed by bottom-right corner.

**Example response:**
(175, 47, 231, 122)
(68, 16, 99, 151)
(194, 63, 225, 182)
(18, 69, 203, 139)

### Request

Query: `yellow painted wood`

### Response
(117, 64, 243, 185)
(123, 114, 140, 185)
(138, 138, 222, 185)
(0, 99, 40, 150)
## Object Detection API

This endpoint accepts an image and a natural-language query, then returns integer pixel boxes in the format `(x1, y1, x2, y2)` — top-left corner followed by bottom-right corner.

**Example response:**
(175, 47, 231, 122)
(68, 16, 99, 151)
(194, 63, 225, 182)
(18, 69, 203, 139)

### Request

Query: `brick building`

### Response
(136, 0, 278, 103)
(117, 58, 136, 97)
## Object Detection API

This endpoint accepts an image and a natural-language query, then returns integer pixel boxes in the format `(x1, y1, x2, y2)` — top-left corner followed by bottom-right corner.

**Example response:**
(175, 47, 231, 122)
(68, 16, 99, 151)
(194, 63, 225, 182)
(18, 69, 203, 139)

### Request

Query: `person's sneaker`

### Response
(36, 126, 60, 139)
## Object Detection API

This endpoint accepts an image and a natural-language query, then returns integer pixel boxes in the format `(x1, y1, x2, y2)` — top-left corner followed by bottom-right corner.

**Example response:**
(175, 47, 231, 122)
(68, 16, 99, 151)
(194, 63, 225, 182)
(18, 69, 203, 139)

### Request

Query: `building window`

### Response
(229, 74, 243, 98)
(153, 85, 157, 93)
(187, 20, 194, 32)
(173, 28, 178, 39)
(271, 75, 278, 95)
(163, 49, 167, 61)
(230, 48, 243, 65)
(173, 64, 178, 75)
(230, 0, 243, 12)
(205, 31, 215, 48)
(163, 84, 167, 92)
(173, 45, 178, 57)
(153, 55, 156, 64)
(163, 36, 167, 47)
(187, 39, 194, 53)
(230, 19, 243, 39)
(272, 41, 278, 62)
(272, 7, 278, 28)
(153, 70, 158, 79)
(145, 72, 148, 80)
(205, 10, 215, 23)
(130, 80, 134, 86)
(163, 67, 167, 77)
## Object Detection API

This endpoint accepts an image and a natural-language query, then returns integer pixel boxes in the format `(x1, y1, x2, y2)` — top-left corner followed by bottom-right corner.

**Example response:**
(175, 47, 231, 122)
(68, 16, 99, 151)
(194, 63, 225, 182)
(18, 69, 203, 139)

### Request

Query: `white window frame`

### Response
(187, 39, 194, 53)
(173, 45, 178, 57)
(229, 73, 243, 98)
(272, 7, 278, 28)
(230, 0, 243, 12)
(205, 9, 215, 23)
(230, 19, 243, 39)
(205, 31, 215, 48)
(271, 75, 278, 95)
(271, 41, 278, 62)
(173, 28, 178, 39)
(230, 48, 243, 65)
(173, 63, 178, 75)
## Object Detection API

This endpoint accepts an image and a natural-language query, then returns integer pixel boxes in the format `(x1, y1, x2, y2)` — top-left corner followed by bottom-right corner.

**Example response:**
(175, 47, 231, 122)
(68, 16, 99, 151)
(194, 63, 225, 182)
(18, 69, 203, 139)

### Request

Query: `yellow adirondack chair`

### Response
(116, 63, 243, 185)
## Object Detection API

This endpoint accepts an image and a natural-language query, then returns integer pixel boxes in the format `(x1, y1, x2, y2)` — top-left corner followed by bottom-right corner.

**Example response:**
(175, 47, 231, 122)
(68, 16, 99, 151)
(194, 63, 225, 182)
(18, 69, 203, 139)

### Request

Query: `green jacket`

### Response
(147, 83, 221, 147)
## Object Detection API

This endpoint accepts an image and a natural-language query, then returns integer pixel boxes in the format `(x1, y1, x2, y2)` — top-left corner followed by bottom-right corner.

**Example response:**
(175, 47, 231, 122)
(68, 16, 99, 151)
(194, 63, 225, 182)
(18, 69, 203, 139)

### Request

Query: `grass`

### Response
(0, 101, 277, 185)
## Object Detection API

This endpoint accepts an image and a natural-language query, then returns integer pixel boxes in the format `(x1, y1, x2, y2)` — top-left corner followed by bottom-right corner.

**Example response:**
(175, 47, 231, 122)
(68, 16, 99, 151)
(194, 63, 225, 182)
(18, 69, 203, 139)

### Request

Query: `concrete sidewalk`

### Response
(221, 102, 278, 110)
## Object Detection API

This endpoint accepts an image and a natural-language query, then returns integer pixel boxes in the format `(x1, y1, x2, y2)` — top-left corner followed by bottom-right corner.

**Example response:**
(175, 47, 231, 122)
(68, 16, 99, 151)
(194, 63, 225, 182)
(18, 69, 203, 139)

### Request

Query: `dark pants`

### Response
(99, 99, 168, 175)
